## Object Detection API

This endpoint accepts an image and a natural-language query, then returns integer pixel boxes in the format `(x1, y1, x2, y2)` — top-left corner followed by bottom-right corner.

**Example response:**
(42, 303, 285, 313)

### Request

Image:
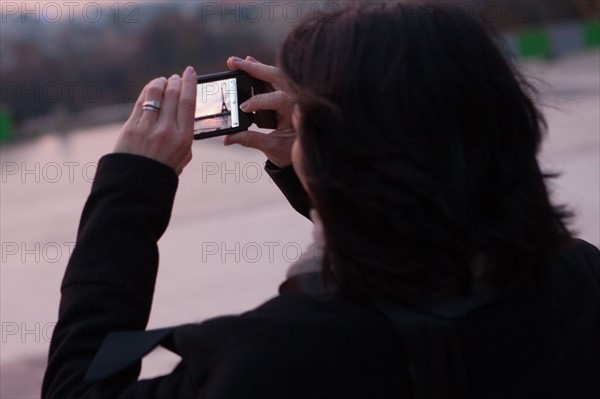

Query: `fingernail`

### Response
(169, 74, 180, 80)
(185, 66, 195, 76)
(230, 56, 243, 65)
(240, 101, 249, 111)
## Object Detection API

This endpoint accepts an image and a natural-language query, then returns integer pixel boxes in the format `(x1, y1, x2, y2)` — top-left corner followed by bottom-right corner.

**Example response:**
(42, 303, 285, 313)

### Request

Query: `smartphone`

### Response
(193, 70, 277, 140)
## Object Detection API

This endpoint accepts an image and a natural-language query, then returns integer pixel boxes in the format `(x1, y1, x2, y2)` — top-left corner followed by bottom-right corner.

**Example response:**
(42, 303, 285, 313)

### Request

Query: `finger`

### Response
(157, 74, 182, 126)
(227, 57, 236, 71)
(139, 77, 168, 126)
(178, 66, 197, 133)
(125, 85, 149, 126)
(227, 55, 258, 70)
(223, 130, 272, 151)
(240, 91, 294, 113)
(228, 56, 284, 89)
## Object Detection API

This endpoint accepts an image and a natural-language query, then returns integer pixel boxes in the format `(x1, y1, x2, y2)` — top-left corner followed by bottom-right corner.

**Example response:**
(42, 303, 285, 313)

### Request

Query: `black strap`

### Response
(84, 326, 177, 382)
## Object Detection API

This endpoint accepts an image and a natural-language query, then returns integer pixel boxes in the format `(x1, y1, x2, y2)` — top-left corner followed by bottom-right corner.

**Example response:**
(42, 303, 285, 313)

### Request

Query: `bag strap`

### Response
(84, 327, 177, 382)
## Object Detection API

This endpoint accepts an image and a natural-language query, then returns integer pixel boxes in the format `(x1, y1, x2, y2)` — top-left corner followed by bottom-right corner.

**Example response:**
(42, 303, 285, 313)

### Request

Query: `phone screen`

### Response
(194, 77, 239, 136)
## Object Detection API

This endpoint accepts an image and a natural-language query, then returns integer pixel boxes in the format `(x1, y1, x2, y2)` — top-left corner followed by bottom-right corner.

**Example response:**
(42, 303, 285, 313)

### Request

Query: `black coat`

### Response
(42, 154, 600, 398)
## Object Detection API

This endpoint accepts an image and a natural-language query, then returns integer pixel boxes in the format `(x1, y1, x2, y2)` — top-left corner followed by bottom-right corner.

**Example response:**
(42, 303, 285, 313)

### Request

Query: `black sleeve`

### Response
(264, 160, 312, 219)
(42, 154, 196, 398)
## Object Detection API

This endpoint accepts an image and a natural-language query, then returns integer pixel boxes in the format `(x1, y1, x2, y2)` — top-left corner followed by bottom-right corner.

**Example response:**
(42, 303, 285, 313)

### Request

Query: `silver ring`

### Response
(142, 105, 159, 112)
(142, 100, 162, 110)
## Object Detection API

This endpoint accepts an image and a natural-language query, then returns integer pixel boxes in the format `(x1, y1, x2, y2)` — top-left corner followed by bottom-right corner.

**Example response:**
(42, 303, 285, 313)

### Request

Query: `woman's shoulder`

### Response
(565, 238, 600, 261)
(553, 238, 600, 283)
(172, 291, 406, 397)
(175, 290, 390, 345)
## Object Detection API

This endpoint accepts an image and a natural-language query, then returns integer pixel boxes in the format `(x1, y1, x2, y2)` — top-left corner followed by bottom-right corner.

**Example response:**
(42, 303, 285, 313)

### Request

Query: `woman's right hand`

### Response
(223, 56, 296, 168)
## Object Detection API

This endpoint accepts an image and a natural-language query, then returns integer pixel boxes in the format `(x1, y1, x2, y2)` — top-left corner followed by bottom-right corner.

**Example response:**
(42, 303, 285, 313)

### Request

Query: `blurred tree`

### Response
(6, 0, 593, 140)
(571, 0, 600, 19)
(0, 108, 14, 142)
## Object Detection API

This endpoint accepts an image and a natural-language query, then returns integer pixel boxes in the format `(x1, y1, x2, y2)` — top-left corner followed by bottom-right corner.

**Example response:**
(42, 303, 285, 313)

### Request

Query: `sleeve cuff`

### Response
(93, 153, 179, 207)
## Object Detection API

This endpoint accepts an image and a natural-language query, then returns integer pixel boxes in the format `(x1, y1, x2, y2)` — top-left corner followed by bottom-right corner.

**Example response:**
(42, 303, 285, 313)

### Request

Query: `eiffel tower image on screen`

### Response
(195, 83, 231, 122)
(220, 83, 229, 113)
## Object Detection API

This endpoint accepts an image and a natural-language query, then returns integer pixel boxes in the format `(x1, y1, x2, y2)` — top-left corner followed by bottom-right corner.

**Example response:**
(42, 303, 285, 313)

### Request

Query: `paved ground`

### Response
(1, 50, 598, 398)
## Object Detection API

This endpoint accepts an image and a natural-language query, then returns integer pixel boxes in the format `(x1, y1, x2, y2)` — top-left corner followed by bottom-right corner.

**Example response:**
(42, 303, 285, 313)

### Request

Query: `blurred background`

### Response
(1, 1, 599, 397)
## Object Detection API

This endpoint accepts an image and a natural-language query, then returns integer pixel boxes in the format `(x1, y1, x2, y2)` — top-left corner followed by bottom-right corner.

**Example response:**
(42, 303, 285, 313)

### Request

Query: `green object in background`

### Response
(584, 21, 600, 48)
(518, 30, 551, 58)
(0, 110, 14, 142)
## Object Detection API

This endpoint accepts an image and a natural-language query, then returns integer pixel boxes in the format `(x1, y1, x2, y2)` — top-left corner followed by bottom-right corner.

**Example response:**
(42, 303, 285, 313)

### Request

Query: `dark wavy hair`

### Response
(279, 2, 573, 302)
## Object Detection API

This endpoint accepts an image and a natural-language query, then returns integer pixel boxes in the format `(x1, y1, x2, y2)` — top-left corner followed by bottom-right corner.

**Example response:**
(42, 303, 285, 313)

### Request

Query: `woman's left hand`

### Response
(114, 66, 197, 175)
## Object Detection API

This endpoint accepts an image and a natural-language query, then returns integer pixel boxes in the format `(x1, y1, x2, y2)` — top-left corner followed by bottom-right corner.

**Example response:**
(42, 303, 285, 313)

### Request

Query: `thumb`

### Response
(223, 131, 245, 146)
(223, 130, 271, 152)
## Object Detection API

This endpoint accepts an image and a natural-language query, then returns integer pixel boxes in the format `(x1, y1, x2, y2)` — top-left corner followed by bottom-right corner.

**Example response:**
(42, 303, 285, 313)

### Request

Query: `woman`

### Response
(43, 3, 599, 398)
